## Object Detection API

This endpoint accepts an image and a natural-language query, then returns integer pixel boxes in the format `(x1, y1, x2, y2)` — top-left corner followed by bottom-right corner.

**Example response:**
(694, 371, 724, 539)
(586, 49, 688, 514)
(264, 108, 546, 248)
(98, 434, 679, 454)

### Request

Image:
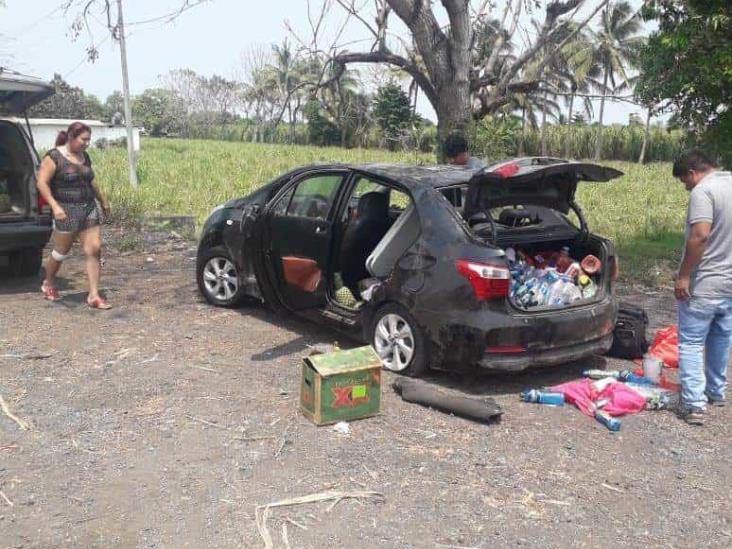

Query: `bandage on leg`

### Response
(51, 249, 69, 262)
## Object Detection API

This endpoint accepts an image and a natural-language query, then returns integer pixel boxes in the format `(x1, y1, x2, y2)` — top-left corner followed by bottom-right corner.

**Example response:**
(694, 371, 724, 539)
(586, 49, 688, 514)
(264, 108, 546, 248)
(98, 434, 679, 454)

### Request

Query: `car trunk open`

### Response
(462, 159, 622, 311)
(0, 121, 36, 220)
(0, 72, 53, 220)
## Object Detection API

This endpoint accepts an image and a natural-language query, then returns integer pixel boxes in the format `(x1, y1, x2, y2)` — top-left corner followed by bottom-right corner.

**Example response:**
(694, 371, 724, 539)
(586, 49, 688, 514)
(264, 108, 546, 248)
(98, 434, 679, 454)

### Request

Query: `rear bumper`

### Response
(478, 333, 613, 371)
(417, 296, 618, 371)
(0, 221, 52, 253)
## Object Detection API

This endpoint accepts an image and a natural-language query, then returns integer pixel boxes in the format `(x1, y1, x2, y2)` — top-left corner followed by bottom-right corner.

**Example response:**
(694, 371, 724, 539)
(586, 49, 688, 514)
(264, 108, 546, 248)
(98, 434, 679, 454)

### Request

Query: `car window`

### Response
(274, 174, 343, 220)
(272, 187, 295, 216)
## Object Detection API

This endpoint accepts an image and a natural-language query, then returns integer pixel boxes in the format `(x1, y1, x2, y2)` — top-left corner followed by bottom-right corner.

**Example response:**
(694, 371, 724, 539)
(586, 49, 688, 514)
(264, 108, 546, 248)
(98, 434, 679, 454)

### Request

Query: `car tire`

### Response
(371, 302, 429, 377)
(9, 248, 43, 278)
(197, 246, 246, 308)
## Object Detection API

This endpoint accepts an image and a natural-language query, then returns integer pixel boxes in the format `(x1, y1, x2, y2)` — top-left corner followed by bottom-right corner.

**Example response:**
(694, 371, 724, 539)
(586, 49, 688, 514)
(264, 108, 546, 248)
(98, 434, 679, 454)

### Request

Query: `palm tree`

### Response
(592, 1, 644, 160)
(556, 28, 601, 158)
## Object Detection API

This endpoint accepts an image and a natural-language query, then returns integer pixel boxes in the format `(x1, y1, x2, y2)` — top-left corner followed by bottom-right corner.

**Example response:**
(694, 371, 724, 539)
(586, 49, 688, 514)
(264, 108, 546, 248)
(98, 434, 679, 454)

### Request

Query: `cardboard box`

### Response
(300, 346, 382, 425)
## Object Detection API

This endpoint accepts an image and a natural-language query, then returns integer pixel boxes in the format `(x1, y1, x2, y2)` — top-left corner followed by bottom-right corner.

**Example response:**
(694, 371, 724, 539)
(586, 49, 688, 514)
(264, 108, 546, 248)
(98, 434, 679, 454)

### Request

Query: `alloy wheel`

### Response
(202, 257, 238, 302)
(373, 313, 415, 372)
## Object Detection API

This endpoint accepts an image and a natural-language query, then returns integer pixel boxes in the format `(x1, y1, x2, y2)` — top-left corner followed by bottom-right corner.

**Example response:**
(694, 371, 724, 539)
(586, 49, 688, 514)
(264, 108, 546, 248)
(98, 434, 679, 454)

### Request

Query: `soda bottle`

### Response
(556, 246, 572, 273)
(520, 389, 565, 406)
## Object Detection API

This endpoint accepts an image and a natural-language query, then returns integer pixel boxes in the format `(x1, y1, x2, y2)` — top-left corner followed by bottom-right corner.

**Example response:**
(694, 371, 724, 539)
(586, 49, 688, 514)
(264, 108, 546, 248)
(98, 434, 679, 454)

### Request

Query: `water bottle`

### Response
(594, 409, 621, 431)
(520, 389, 565, 406)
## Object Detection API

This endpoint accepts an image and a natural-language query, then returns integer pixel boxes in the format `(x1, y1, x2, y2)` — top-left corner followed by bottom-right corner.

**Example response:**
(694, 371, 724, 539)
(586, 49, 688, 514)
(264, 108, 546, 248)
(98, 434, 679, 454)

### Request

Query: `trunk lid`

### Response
(464, 157, 623, 219)
(0, 70, 54, 115)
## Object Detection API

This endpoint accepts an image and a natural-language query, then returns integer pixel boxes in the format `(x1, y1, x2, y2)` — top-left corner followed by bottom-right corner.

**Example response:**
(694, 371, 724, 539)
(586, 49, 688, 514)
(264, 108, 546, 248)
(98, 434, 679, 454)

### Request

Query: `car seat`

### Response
(340, 191, 391, 299)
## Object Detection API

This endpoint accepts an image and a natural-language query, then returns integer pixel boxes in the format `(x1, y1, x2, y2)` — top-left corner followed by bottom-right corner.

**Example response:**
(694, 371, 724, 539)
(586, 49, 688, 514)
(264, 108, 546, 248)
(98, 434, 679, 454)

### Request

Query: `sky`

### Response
(1, 0, 651, 125)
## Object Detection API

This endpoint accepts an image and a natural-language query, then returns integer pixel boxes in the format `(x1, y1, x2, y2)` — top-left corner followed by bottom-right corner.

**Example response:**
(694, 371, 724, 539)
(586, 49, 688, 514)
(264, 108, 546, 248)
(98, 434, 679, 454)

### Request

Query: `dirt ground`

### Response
(1, 225, 730, 549)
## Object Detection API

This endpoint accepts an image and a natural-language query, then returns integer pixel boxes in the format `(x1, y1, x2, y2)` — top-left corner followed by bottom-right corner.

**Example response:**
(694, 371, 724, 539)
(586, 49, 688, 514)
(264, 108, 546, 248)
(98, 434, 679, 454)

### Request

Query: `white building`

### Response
(22, 118, 141, 152)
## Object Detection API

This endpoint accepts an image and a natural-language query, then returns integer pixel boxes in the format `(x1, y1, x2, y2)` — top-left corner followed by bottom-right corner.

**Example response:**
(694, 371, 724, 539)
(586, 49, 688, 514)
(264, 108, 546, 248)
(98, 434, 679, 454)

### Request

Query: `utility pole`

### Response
(116, 0, 138, 188)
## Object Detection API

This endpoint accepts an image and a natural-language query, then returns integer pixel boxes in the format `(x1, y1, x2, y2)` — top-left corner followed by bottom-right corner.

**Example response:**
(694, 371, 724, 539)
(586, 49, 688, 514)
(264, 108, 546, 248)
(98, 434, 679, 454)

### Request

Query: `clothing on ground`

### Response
(551, 378, 647, 417)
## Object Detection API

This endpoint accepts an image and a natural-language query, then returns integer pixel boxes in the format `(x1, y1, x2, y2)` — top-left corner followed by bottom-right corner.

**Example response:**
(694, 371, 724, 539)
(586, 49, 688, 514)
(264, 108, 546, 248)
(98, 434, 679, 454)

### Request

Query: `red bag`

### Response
(648, 325, 678, 368)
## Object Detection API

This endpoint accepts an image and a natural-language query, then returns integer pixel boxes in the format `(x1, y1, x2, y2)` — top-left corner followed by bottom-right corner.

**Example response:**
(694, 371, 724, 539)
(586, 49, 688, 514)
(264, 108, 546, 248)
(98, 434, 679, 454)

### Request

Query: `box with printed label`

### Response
(300, 346, 382, 425)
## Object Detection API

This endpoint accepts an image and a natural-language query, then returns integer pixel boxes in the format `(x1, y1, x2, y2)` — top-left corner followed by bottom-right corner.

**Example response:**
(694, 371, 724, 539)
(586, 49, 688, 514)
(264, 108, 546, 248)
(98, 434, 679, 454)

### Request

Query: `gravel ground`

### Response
(0, 226, 730, 548)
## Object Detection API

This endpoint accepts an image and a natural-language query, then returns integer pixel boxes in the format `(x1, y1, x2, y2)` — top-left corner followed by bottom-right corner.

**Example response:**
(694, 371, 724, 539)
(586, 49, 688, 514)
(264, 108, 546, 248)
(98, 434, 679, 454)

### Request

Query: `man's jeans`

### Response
(678, 296, 732, 410)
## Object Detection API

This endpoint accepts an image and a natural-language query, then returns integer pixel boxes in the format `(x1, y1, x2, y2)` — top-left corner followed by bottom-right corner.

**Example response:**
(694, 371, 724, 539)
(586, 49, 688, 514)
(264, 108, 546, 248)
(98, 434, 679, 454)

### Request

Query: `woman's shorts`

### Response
(53, 202, 100, 234)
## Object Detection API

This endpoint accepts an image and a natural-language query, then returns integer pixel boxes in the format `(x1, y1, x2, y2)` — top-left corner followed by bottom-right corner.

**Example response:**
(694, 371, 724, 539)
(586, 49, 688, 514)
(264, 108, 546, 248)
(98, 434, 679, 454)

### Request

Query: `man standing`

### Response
(443, 134, 486, 169)
(673, 150, 732, 425)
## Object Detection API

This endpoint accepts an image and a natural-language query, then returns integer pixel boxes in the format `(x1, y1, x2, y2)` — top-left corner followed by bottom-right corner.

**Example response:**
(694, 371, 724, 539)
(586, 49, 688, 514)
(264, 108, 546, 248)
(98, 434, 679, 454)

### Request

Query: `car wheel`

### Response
(371, 303, 429, 377)
(9, 248, 43, 278)
(197, 246, 245, 307)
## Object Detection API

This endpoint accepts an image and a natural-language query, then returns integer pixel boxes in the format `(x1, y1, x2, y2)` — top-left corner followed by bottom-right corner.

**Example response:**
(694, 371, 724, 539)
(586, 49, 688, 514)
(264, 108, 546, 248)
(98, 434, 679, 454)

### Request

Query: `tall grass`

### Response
(91, 138, 688, 284)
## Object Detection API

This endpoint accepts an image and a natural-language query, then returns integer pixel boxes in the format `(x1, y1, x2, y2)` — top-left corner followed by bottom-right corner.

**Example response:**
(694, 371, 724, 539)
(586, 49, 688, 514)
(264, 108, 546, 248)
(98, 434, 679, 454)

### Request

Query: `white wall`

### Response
(24, 119, 141, 153)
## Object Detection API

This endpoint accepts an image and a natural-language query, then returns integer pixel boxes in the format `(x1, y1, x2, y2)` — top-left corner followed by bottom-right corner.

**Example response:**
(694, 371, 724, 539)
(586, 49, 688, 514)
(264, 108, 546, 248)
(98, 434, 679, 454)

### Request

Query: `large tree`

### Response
(636, 0, 732, 165)
(313, 0, 610, 145)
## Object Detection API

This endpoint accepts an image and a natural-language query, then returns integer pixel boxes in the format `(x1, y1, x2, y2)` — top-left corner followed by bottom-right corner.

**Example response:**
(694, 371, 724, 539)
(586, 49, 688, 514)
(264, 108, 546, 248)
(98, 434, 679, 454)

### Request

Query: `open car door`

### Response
(261, 170, 348, 311)
(0, 70, 54, 115)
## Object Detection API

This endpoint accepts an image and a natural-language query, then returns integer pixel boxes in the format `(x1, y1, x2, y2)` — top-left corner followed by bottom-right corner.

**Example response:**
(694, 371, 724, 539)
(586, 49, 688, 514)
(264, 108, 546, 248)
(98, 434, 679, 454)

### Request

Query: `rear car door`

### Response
(262, 170, 348, 310)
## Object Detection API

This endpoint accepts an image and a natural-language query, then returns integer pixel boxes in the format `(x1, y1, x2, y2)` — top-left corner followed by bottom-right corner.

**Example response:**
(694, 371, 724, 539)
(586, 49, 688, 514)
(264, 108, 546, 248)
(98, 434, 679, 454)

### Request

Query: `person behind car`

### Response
(673, 149, 732, 425)
(443, 133, 486, 170)
(36, 121, 112, 309)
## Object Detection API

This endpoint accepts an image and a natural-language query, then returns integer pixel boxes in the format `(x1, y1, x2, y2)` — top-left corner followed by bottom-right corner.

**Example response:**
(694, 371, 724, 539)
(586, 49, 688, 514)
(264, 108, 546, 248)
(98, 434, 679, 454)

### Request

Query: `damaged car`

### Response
(0, 70, 54, 276)
(197, 158, 623, 376)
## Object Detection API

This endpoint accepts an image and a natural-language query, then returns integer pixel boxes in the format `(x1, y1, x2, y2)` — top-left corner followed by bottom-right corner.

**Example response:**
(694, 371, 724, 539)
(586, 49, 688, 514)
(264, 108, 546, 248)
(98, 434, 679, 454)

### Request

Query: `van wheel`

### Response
(371, 303, 429, 377)
(9, 248, 43, 277)
(197, 246, 245, 307)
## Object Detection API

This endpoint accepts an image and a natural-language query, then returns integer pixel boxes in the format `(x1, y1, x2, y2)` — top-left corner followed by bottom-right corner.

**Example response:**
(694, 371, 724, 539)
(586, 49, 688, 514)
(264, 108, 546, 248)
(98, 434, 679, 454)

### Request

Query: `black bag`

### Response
(608, 302, 649, 360)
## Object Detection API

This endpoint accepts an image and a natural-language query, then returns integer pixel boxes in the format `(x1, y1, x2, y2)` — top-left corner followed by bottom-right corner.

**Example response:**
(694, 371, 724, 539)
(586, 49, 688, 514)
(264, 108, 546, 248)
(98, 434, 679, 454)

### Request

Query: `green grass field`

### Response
(90, 138, 687, 284)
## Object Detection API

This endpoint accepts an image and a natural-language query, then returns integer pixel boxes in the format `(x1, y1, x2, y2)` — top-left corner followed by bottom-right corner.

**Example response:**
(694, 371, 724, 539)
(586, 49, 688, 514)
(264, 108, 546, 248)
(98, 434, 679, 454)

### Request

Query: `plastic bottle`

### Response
(594, 408, 621, 431)
(520, 389, 565, 406)
(556, 246, 572, 273)
(565, 262, 582, 279)
(561, 283, 583, 303)
(582, 369, 654, 384)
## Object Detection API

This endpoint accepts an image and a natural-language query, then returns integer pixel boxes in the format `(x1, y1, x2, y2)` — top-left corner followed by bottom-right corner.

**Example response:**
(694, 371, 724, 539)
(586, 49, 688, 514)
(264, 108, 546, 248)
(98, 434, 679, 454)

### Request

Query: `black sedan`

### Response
(197, 158, 622, 376)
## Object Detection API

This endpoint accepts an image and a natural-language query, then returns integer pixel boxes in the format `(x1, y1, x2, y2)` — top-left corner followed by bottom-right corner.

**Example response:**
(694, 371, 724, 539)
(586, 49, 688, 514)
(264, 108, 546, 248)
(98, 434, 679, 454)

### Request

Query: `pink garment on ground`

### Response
(550, 378, 647, 417)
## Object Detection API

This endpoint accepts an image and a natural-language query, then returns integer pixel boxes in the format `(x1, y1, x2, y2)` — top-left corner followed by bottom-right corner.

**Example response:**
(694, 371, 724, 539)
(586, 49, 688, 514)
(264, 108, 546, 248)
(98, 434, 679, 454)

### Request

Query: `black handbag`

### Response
(608, 302, 649, 360)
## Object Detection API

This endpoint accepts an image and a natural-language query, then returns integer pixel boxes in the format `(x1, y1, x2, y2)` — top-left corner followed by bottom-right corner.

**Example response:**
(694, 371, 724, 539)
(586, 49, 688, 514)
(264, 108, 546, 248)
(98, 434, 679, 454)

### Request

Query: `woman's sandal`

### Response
(41, 282, 60, 301)
(87, 296, 112, 310)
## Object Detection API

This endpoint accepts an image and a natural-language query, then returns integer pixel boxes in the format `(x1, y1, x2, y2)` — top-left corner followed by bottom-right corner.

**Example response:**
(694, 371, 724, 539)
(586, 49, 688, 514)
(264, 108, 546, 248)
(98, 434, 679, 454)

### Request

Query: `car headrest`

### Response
(356, 191, 389, 221)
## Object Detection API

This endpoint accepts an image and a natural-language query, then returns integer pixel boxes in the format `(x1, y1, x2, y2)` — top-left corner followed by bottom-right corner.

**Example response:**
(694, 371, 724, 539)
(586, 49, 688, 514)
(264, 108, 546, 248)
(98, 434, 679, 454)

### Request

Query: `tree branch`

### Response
(330, 50, 438, 106)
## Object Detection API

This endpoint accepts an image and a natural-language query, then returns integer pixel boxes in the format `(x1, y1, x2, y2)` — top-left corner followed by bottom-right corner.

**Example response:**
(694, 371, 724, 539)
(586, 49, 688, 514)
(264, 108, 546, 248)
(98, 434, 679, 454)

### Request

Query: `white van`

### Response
(0, 69, 54, 276)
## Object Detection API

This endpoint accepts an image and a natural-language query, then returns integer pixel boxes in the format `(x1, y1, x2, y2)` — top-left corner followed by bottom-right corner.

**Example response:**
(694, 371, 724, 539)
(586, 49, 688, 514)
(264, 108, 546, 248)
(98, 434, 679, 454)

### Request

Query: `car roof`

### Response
(296, 158, 583, 190)
(295, 163, 477, 190)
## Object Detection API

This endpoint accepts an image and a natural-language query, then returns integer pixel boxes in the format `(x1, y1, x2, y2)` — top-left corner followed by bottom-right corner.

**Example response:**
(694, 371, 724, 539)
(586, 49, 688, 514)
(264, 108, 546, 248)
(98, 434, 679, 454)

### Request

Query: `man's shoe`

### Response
(679, 407, 706, 426)
(707, 397, 726, 407)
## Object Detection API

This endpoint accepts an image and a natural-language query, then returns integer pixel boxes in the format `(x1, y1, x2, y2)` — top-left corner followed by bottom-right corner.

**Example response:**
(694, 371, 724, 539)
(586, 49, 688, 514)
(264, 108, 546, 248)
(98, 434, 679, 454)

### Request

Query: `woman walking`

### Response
(36, 121, 112, 309)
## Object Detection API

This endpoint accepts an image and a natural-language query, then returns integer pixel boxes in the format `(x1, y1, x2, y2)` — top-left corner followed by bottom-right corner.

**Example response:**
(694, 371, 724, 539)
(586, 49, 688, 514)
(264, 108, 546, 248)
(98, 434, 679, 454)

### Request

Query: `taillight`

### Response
(455, 260, 510, 300)
(491, 163, 519, 178)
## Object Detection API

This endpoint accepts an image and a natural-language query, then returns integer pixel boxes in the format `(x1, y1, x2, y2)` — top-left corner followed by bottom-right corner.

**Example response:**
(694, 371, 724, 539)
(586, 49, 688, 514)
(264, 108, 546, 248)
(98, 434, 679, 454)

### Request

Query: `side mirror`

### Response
(240, 204, 261, 236)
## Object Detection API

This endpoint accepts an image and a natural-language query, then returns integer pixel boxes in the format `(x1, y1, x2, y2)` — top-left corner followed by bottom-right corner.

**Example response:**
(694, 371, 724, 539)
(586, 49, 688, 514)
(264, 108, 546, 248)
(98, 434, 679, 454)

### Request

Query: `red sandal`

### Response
(87, 296, 112, 310)
(41, 282, 60, 301)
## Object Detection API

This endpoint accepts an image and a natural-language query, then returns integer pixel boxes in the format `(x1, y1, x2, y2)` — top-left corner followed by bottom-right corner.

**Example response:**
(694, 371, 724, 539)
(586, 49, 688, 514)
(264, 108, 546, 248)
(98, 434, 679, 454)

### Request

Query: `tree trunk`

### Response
(564, 92, 575, 158)
(594, 67, 609, 161)
(435, 94, 472, 162)
(638, 106, 652, 164)
(518, 106, 527, 156)
(540, 88, 549, 156)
